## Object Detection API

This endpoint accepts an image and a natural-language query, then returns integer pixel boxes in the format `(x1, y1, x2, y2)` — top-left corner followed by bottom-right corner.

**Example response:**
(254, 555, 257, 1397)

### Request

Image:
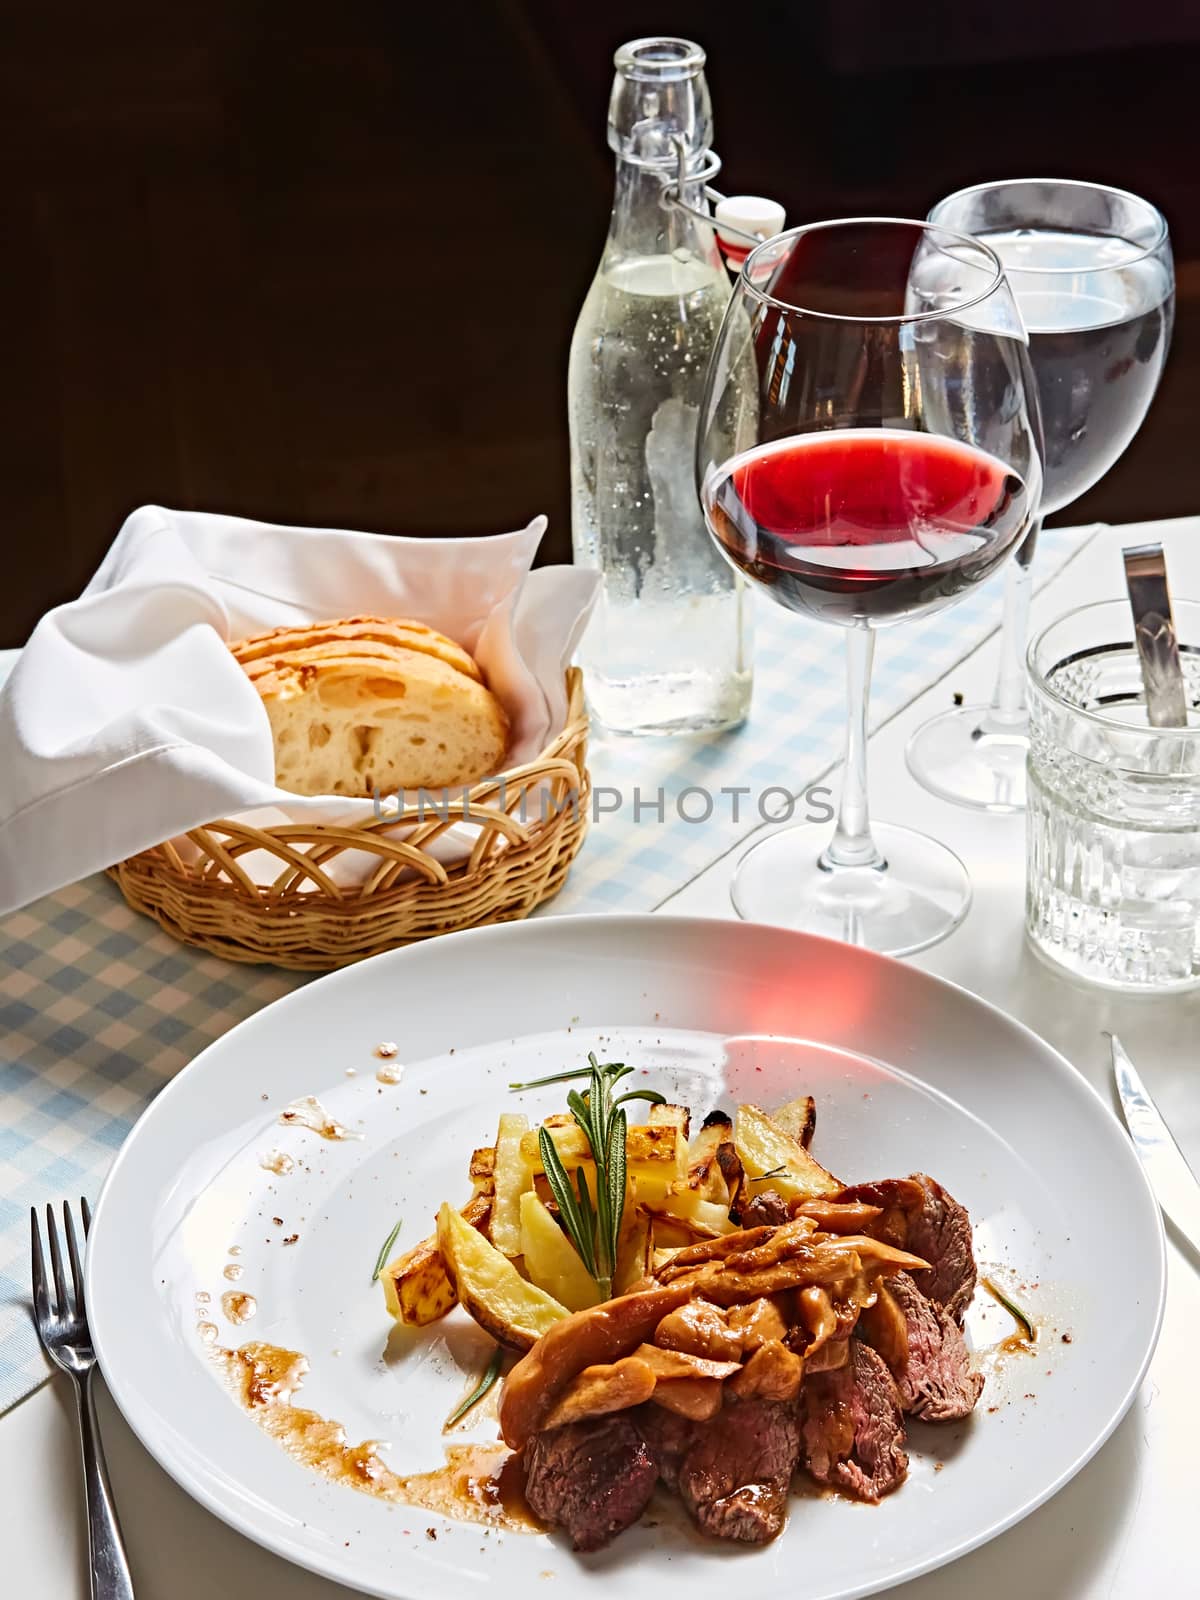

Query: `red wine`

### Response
(705, 430, 1030, 625)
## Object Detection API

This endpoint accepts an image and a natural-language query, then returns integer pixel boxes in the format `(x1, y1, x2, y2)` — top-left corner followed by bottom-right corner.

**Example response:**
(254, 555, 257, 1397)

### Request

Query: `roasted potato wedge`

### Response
(643, 1190, 737, 1239)
(683, 1114, 732, 1203)
(613, 1207, 653, 1296)
(519, 1120, 683, 1180)
(733, 1103, 841, 1201)
(488, 1112, 530, 1257)
(437, 1201, 568, 1351)
(381, 1236, 457, 1326)
(768, 1095, 817, 1149)
(648, 1218, 696, 1250)
(381, 1190, 491, 1326)
(627, 1167, 674, 1209)
(647, 1101, 691, 1142)
(716, 1137, 743, 1199)
(469, 1146, 497, 1189)
(519, 1191, 601, 1312)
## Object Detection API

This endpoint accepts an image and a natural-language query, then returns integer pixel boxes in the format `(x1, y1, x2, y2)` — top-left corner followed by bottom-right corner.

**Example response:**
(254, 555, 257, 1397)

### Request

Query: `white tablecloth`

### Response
(3, 518, 1198, 1599)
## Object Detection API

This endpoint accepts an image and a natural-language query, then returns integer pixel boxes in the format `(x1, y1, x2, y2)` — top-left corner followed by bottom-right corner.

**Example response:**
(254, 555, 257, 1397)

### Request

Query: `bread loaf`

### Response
(231, 616, 509, 796)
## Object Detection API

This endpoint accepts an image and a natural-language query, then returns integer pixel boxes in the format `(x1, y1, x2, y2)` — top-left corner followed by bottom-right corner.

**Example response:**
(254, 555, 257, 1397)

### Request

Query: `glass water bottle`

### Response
(568, 37, 752, 736)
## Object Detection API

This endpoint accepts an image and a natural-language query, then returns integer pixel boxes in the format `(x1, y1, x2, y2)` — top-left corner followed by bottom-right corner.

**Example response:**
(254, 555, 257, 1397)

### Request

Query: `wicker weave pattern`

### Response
(110, 670, 589, 970)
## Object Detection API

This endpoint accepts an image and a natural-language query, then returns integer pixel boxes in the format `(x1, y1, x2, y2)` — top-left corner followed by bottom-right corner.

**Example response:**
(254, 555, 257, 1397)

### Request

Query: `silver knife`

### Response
(1110, 1032, 1200, 1252)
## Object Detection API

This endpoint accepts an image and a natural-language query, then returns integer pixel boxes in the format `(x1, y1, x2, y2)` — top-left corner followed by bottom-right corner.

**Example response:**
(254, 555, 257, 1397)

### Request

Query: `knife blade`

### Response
(1110, 1032, 1200, 1253)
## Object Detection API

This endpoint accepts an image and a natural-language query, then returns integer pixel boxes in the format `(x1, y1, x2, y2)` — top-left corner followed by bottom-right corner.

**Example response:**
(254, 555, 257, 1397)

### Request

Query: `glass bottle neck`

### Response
(604, 156, 723, 269)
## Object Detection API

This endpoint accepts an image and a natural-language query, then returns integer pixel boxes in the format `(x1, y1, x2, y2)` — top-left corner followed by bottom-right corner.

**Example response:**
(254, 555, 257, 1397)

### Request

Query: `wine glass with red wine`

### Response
(697, 218, 1042, 954)
(906, 180, 1174, 812)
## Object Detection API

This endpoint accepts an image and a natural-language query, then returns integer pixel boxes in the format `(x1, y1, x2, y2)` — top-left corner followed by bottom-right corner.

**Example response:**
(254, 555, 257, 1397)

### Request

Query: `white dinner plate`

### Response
(87, 915, 1165, 1600)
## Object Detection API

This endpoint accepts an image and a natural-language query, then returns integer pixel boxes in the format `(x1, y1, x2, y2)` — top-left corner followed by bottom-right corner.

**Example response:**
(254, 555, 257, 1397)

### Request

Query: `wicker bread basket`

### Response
(109, 669, 589, 971)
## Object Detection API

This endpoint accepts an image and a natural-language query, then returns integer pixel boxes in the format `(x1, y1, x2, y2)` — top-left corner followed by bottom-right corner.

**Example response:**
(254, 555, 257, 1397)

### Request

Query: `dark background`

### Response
(4, 0, 1199, 644)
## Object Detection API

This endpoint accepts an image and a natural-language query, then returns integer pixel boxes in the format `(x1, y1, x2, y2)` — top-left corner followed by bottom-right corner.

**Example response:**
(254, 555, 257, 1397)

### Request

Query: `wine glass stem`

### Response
(820, 625, 885, 872)
(982, 518, 1040, 734)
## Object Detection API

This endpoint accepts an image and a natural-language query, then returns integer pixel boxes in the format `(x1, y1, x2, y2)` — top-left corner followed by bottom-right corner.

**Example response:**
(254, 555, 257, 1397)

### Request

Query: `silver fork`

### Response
(31, 1200, 135, 1600)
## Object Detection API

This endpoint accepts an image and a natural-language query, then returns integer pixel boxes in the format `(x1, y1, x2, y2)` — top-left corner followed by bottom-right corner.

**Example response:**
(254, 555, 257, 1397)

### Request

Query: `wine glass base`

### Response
(730, 821, 971, 958)
(905, 703, 1029, 813)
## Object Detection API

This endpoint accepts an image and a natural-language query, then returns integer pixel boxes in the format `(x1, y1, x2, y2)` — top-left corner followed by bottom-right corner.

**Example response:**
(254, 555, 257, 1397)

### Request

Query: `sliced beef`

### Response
(741, 1188, 791, 1227)
(836, 1172, 977, 1323)
(524, 1415, 658, 1551)
(801, 1340, 908, 1502)
(904, 1174, 977, 1323)
(881, 1272, 984, 1422)
(677, 1398, 802, 1544)
(637, 1404, 697, 1491)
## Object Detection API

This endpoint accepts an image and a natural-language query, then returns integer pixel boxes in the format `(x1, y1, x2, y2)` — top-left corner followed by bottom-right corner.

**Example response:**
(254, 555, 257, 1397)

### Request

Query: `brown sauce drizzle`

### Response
(215, 1343, 400, 1494)
(981, 1277, 1039, 1358)
(210, 1338, 540, 1532)
(278, 1096, 361, 1141)
(221, 1290, 257, 1324)
(995, 1330, 1037, 1357)
(395, 1446, 544, 1532)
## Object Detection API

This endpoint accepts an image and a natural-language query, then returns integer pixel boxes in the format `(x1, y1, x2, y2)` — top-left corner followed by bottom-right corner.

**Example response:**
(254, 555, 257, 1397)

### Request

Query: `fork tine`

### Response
(81, 1196, 92, 1235)
(63, 1201, 85, 1322)
(45, 1203, 69, 1318)
(30, 1208, 51, 1327)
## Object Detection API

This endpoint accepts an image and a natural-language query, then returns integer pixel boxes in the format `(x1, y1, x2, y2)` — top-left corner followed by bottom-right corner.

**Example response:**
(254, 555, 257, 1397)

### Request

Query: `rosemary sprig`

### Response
(982, 1277, 1037, 1342)
(371, 1216, 404, 1283)
(533, 1053, 661, 1300)
(749, 1164, 787, 1184)
(509, 1065, 597, 1090)
(510, 1062, 665, 1106)
(445, 1345, 504, 1427)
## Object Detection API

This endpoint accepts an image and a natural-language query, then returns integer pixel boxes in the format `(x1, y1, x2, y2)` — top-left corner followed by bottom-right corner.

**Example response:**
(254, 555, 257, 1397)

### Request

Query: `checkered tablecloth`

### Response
(0, 523, 1093, 1412)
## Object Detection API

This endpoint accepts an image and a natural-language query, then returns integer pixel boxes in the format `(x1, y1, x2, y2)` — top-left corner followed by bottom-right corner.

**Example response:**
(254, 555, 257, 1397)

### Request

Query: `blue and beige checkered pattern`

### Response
(554, 524, 1093, 913)
(0, 523, 1093, 1413)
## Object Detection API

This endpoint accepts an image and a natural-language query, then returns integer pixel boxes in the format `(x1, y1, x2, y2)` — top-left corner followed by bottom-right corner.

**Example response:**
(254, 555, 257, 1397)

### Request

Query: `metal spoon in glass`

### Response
(1124, 541, 1187, 728)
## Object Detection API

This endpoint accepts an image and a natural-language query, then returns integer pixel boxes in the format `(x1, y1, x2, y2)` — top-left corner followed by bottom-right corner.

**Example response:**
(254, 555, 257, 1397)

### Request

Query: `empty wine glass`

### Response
(696, 219, 1043, 955)
(906, 179, 1174, 812)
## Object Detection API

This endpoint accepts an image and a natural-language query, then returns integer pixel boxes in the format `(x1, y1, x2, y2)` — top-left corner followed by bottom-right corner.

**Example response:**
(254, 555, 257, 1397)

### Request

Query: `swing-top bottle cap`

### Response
(715, 196, 787, 266)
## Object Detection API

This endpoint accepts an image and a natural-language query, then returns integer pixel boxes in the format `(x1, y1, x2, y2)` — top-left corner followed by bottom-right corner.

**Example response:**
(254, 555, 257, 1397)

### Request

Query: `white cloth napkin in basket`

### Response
(0, 506, 598, 915)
